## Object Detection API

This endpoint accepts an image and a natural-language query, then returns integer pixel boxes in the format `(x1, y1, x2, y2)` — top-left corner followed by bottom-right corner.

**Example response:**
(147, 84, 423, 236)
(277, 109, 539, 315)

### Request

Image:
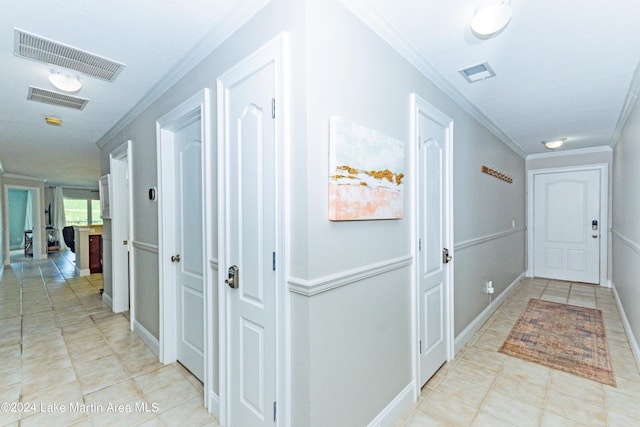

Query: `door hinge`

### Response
(273, 401, 277, 422)
(418, 238, 422, 252)
(272, 252, 276, 271)
(419, 340, 422, 354)
(272, 98, 276, 119)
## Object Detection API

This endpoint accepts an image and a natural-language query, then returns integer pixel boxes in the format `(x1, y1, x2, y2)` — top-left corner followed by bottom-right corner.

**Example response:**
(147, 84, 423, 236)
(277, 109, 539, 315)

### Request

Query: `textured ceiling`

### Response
(343, 0, 640, 156)
(0, 0, 257, 187)
(2, 1, 639, 188)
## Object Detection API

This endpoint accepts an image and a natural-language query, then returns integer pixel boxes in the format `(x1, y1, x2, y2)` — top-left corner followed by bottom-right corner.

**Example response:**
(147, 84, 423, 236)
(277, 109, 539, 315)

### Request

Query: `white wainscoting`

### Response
(366, 382, 415, 427)
(453, 227, 526, 353)
(611, 229, 640, 369)
(102, 291, 113, 309)
(455, 272, 524, 354)
(131, 240, 159, 254)
(130, 240, 159, 356)
(288, 255, 412, 297)
(134, 320, 160, 357)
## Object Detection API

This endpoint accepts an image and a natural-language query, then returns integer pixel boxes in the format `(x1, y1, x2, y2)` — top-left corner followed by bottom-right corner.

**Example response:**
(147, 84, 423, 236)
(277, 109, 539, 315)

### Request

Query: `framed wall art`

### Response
(329, 116, 405, 221)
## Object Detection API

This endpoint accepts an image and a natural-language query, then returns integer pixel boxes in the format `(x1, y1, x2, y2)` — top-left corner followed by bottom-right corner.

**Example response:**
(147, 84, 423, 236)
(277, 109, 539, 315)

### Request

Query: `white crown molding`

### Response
(611, 60, 640, 148)
(526, 145, 612, 161)
(2, 173, 47, 182)
(340, 1, 526, 159)
(96, 0, 271, 149)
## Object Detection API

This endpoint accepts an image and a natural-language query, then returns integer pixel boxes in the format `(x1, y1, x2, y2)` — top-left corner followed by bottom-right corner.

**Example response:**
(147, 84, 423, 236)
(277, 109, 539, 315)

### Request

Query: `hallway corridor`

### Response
(396, 278, 640, 426)
(0, 252, 219, 427)
(2, 253, 640, 426)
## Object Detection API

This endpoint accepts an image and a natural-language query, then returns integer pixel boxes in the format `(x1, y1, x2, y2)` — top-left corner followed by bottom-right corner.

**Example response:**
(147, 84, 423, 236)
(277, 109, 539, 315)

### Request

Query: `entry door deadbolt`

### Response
(226, 265, 239, 289)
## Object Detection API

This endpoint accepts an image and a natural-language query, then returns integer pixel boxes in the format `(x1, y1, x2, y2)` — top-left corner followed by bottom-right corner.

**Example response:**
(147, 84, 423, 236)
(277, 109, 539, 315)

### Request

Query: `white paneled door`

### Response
(175, 119, 205, 381)
(224, 54, 277, 426)
(417, 103, 451, 387)
(533, 170, 600, 284)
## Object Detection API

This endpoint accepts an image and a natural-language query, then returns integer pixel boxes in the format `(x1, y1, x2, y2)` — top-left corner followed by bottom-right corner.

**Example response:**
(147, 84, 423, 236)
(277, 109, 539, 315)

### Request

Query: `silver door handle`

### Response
(171, 254, 181, 262)
(225, 265, 239, 289)
(442, 248, 452, 264)
(592, 234, 599, 239)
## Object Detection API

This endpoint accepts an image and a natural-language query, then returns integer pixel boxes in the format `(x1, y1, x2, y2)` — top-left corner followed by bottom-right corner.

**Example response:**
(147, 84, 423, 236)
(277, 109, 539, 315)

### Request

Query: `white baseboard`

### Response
(102, 292, 113, 309)
(610, 282, 640, 370)
(77, 268, 91, 276)
(207, 392, 220, 419)
(455, 272, 525, 354)
(133, 320, 160, 357)
(367, 382, 415, 427)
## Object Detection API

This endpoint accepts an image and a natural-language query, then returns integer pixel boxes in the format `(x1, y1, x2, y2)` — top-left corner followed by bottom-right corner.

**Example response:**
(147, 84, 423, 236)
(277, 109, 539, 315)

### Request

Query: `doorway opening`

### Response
(157, 89, 216, 414)
(4, 183, 44, 266)
(109, 141, 133, 319)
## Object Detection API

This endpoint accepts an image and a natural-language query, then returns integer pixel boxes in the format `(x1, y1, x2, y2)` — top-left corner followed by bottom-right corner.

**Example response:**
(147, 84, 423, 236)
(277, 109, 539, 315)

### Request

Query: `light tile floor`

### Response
(3, 253, 639, 427)
(0, 251, 220, 427)
(396, 277, 640, 427)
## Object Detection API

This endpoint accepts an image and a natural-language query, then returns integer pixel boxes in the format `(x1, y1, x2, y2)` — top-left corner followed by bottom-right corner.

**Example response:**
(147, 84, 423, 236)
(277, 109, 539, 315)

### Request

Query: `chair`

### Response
(62, 226, 75, 253)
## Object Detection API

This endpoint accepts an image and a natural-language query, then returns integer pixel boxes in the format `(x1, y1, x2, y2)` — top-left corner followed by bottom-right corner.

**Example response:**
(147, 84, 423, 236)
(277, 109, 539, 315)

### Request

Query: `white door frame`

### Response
(527, 163, 609, 286)
(217, 33, 289, 426)
(110, 141, 134, 315)
(409, 94, 455, 398)
(3, 183, 45, 264)
(157, 88, 215, 412)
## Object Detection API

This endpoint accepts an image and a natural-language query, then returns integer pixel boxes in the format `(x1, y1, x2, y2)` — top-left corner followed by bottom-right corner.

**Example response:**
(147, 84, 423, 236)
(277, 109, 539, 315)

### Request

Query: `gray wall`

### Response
(98, 0, 526, 424)
(0, 176, 3, 267)
(612, 95, 640, 351)
(299, 1, 525, 425)
(98, 0, 298, 401)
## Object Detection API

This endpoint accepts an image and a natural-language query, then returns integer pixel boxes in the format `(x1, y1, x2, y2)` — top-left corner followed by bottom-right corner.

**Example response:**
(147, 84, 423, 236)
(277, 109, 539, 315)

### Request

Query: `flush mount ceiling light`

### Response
(542, 138, 566, 150)
(471, 0, 513, 36)
(45, 116, 62, 126)
(48, 69, 82, 93)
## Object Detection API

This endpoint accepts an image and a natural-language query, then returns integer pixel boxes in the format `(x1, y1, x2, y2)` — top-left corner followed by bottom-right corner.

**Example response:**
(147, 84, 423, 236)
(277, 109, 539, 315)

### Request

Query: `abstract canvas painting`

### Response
(329, 116, 405, 220)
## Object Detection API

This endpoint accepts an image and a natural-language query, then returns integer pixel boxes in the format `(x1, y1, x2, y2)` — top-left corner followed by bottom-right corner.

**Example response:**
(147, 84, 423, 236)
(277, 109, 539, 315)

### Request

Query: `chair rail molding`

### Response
(288, 255, 412, 297)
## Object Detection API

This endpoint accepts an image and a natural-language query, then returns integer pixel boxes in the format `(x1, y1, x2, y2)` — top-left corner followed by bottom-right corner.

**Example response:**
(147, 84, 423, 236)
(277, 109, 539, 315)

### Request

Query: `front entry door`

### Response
(533, 170, 600, 284)
(174, 119, 205, 381)
(223, 54, 278, 426)
(417, 103, 451, 387)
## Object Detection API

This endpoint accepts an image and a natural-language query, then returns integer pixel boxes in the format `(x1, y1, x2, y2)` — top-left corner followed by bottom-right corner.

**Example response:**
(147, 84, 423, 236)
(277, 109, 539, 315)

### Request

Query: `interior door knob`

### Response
(442, 248, 452, 264)
(171, 254, 181, 262)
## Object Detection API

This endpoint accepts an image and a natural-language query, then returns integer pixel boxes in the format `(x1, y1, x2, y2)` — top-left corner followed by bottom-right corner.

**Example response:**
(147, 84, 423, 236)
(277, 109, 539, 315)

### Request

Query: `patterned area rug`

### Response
(499, 298, 615, 386)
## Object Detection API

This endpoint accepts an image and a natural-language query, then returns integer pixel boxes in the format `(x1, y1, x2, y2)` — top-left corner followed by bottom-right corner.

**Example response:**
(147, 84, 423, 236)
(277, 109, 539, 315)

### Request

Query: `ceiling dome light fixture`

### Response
(45, 116, 62, 126)
(471, 0, 513, 37)
(48, 69, 82, 93)
(542, 138, 566, 150)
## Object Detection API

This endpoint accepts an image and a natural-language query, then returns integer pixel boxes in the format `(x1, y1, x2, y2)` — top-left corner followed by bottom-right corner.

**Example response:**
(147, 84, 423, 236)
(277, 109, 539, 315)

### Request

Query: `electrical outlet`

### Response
(486, 280, 494, 294)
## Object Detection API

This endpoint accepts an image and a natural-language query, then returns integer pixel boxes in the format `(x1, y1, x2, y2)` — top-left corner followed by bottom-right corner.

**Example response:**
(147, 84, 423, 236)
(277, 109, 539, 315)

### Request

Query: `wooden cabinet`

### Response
(89, 234, 103, 273)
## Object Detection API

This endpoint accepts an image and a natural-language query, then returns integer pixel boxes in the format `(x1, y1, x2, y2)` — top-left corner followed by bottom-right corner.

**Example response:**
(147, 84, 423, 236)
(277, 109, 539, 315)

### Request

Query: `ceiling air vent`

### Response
(459, 61, 496, 83)
(27, 87, 89, 110)
(14, 28, 125, 82)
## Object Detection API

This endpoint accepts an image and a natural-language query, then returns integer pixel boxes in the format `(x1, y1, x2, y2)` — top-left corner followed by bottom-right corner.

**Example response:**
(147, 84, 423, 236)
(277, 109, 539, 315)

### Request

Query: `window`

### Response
(64, 198, 103, 226)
